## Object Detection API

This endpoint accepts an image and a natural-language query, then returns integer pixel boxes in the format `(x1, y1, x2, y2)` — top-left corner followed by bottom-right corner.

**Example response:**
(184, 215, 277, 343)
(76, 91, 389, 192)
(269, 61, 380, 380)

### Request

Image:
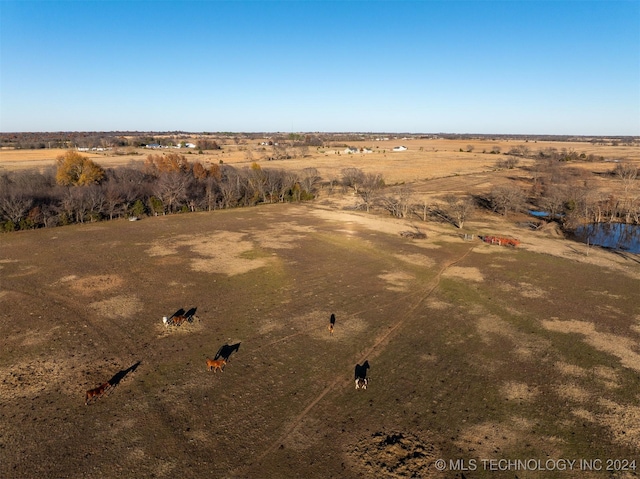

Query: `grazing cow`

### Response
(354, 360, 370, 390)
(172, 315, 188, 326)
(206, 358, 226, 373)
(85, 382, 111, 405)
(329, 313, 336, 335)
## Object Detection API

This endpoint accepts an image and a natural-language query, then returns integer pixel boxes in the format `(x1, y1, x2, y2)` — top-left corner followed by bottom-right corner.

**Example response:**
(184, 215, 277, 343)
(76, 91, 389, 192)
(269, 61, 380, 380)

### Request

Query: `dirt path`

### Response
(232, 243, 477, 475)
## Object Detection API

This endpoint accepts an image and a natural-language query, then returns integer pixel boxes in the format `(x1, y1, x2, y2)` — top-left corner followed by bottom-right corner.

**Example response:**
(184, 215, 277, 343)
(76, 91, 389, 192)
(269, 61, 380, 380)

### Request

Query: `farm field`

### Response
(1, 199, 640, 478)
(2, 137, 639, 183)
(1, 136, 640, 477)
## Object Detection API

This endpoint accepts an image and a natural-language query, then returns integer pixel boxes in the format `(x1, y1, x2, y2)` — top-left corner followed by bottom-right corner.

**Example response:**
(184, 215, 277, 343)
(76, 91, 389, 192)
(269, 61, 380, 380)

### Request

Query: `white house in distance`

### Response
(393, 145, 408, 152)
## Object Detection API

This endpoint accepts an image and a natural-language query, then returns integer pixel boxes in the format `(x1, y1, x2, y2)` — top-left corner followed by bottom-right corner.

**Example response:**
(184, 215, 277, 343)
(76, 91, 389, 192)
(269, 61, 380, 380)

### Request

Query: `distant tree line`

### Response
(0, 151, 322, 231)
(2, 149, 638, 233)
(0, 132, 224, 150)
(4, 131, 636, 151)
(338, 157, 639, 230)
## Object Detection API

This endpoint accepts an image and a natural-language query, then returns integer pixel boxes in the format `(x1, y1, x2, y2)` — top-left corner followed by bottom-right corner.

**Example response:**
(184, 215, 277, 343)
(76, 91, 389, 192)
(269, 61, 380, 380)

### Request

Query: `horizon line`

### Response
(1, 130, 638, 138)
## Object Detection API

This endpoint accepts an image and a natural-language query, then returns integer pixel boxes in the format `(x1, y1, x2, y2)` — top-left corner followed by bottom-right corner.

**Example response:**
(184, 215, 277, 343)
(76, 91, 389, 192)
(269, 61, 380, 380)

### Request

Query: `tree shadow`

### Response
(108, 361, 141, 388)
(214, 342, 241, 362)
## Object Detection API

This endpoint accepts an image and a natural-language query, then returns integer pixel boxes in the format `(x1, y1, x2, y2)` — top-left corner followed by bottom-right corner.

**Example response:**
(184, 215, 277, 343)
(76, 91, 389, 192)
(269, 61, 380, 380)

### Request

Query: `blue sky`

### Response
(1, 0, 638, 135)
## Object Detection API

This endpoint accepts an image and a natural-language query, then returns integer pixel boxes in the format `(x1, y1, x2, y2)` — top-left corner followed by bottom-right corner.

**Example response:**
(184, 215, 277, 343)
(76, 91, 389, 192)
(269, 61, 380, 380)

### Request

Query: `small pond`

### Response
(573, 223, 640, 254)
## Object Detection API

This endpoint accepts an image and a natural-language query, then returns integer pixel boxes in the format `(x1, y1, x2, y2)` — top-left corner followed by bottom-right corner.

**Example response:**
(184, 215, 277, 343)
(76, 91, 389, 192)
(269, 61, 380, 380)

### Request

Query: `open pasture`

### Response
(1, 199, 639, 478)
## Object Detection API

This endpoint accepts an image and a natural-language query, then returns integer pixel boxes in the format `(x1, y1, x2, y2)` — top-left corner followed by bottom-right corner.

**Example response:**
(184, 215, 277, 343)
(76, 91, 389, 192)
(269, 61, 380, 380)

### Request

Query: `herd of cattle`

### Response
(85, 310, 371, 405)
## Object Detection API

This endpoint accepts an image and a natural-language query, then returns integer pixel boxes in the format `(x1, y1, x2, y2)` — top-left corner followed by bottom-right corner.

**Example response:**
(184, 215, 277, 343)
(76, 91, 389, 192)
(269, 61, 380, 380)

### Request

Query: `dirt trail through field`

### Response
(233, 243, 477, 475)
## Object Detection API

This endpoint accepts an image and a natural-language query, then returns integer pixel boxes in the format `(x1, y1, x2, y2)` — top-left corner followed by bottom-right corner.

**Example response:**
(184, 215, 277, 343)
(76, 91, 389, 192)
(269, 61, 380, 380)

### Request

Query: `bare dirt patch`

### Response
(148, 231, 271, 275)
(543, 319, 640, 372)
(89, 294, 143, 319)
(501, 380, 539, 402)
(555, 382, 593, 403)
(68, 274, 124, 295)
(346, 431, 441, 479)
(442, 265, 484, 282)
(378, 271, 415, 292)
(455, 417, 565, 459)
(597, 399, 640, 449)
(393, 253, 436, 268)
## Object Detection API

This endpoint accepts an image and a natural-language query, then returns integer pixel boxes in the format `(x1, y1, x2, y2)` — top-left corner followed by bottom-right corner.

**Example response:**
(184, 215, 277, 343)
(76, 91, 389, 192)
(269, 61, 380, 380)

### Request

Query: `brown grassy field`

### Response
(2, 137, 639, 182)
(1, 138, 640, 478)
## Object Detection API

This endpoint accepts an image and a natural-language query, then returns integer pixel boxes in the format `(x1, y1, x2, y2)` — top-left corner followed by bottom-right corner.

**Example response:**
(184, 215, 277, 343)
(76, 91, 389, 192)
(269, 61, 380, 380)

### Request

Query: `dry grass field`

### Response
(2, 136, 638, 204)
(2, 137, 639, 182)
(1, 137, 640, 478)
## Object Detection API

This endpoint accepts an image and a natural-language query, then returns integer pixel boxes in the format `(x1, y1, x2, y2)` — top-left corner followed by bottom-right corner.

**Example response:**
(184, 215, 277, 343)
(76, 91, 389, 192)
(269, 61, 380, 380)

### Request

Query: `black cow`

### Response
(329, 313, 336, 335)
(354, 360, 370, 389)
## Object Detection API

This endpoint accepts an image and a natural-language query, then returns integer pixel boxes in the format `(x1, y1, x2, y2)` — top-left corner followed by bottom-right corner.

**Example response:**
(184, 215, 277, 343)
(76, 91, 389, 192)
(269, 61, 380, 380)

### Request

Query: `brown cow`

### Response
(206, 358, 226, 373)
(172, 315, 188, 326)
(85, 382, 111, 405)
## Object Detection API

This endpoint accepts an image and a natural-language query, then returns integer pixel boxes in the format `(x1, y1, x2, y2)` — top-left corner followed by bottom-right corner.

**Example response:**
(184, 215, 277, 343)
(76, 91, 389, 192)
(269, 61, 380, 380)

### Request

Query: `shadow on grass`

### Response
(108, 361, 141, 387)
(214, 342, 241, 362)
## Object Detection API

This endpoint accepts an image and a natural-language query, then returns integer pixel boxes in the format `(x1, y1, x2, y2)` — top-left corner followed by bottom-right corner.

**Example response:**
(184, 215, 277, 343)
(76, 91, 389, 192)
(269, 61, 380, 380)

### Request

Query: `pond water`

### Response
(529, 210, 550, 218)
(573, 223, 640, 254)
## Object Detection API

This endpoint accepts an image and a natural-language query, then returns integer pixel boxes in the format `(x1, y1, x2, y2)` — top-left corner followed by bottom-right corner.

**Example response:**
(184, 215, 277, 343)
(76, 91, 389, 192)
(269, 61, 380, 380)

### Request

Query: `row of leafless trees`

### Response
(339, 159, 640, 229)
(0, 162, 324, 231)
(2, 156, 638, 233)
(489, 159, 640, 227)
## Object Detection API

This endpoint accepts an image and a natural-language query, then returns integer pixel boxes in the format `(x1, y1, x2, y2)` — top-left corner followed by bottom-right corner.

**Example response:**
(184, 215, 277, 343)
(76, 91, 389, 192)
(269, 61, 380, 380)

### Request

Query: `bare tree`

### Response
(438, 195, 475, 229)
(154, 172, 190, 213)
(613, 162, 638, 195)
(358, 173, 385, 212)
(57, 187, 89, 223)
(277, 171, 298, 203)
(488, 185, 526, 216)
(496, 157, 520, 169)
(104, 183, 125, 220)
(0, 189, 33, 225)
(260, 168, 281, 203)
(508, 145, 531, 158)
(538, 184, 567, 219)
(341, 168, 365, 195)
(298, 167, 321, 198)
(219, 166, 244, 208)
(248, 164, 268, 203)
(84, 185, 106, 221)
(380, 185, 413, 218)
(203, 176, 220, 211)
(415, 197, 431, 222)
